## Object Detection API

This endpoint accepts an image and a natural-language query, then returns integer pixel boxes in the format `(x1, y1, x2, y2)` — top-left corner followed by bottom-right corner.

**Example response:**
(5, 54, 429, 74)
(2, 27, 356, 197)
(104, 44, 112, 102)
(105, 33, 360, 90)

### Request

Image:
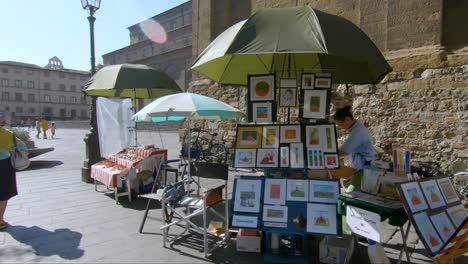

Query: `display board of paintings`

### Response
(231, 175, 265, 228)
(299, 73, 332, 120)
(396, 177, 468, 256)
(247, 74, 277, 122)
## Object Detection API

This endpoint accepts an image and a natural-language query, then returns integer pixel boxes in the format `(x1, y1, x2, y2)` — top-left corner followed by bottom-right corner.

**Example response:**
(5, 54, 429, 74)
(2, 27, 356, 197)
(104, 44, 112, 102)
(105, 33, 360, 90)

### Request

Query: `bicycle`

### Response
(181, 128, 229, 164)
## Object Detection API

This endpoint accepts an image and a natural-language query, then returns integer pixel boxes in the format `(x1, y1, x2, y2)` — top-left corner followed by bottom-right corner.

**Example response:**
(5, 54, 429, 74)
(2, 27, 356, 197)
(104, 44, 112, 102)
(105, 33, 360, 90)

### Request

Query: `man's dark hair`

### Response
(334, 105, 354, 121)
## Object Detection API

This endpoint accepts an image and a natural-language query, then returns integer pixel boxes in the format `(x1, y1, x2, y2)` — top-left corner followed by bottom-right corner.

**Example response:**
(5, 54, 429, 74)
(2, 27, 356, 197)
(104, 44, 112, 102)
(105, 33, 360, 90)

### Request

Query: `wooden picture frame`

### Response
(324, 153, 339, 169)
(279, 88, 297, 107)
(305, 125, 322, 148)
(301, 73, 315, 89)
(280, 125, 301, 143)
(279, 146, 290, 167)
(306, 203, 339, 235)
(321, 124, 337, 152)
(262, 126, 279, 148)
(249, 74, 275, 101)
(307, 148, 325, 169)
(302, 89, 327, 119)
(236, 126, 262, 148)
(263, 205, 288, 223)
(234, 149, 257, 168)
(165, 168, 179, 186)
(309, 179, 340, 203)
(264, 178, 287, 205)
(256, 148, 279, 168)
(289, 143, 305, 168)
(252, 102, 273, 123)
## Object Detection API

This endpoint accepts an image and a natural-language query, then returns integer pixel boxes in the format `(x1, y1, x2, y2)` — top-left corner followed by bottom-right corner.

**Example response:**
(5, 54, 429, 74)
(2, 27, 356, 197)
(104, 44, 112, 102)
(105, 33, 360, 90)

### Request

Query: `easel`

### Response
(434, 220, 468, 264)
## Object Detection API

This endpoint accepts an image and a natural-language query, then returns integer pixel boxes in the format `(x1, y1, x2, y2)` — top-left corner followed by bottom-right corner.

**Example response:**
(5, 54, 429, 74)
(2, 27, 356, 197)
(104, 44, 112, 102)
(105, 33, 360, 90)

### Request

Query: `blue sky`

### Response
(0, 0, 188, 71)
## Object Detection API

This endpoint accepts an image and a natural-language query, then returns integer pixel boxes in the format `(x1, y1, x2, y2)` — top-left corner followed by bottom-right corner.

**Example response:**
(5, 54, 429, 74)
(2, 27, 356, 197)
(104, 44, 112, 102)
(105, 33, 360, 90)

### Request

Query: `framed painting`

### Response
(314, 73, 332, 89)
(289, 143, 305, 168)
(236, 126, 262, 148)
(305, 125, 322, 148)
(430, 211, 455, 243)
(249, 74, 275, 101)
(264, 178, 287, 205)
(324, 153, 339, 169)
(420, 179, 445, 209)
(412, 211, 443, 255)
(256, 148, 279, 168)
(301, 73, 315, 89)
(234, 149, 257, 168)
(306, 203, 339, 235)
(232, 214, 259, 228)
(303, 90, 327, 119)
(309, 179, 340, 203)
(280, 125, 301, 143)
(280, 78, 296, 88)
(307, 148, 324, 169)
(279, 88, 297, 107)
(279, 146, 290, 167)
(286, 179, 309, 202)
(165, 168, 179, 186)
(263, 205, 288, 223)
(233, 177, 263, 213)
(446, 204, 467, 227)
(252, 102, 273, 123)
(262, 126, 279, 148)
(437, 178, 459, 204)
(321, 124, 337, 152)
(398, 181, 428, 213)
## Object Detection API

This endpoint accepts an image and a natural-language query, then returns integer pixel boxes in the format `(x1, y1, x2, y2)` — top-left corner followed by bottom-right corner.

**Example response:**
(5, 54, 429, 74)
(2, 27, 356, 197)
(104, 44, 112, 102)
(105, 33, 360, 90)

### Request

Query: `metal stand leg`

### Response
(398, 222, 412, 264)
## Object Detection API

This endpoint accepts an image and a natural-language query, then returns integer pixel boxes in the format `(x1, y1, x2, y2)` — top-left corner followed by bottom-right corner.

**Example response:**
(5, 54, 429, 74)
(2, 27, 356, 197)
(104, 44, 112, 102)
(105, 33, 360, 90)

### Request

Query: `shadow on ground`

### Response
(2, 225, 84, 260)
(25, 160, 63, 170)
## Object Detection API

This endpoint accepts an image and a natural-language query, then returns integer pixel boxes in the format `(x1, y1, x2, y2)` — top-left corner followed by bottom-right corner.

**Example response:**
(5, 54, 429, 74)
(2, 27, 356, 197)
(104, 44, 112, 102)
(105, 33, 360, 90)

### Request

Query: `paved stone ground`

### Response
(0, 128, 448, 263)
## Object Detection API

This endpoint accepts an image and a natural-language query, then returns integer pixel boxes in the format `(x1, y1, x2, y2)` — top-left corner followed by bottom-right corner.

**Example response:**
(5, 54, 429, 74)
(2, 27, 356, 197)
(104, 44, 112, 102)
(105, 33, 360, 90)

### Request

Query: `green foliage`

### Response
(10, 127, 32, 142)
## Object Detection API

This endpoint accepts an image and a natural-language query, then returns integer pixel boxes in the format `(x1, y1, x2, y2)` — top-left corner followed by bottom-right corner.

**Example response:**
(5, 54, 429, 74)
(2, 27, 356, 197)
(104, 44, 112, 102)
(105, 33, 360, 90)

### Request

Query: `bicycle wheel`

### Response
(205, 143, 228, 164)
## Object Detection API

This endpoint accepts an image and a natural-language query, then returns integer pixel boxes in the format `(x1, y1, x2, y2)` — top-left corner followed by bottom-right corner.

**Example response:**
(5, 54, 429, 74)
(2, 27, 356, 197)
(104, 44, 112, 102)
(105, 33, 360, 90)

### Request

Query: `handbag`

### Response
(10, 133, 30, 170)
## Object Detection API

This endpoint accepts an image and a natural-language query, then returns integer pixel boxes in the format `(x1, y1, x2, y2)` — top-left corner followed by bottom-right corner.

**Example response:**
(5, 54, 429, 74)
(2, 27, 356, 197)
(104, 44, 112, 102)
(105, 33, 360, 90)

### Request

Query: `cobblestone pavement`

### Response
(0, 128, 441, 263)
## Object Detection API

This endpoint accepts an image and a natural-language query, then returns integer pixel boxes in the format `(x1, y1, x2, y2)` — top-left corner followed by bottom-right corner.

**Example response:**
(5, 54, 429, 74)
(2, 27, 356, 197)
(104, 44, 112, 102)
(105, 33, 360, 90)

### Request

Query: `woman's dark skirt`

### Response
(0, 157, 17, 201)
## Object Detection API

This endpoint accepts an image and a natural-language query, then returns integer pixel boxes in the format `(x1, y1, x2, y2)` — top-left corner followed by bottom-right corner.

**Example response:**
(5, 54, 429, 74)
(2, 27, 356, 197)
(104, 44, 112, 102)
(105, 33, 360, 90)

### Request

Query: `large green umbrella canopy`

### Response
(192, 6, 391, 85)
(84, 64, 182, 98)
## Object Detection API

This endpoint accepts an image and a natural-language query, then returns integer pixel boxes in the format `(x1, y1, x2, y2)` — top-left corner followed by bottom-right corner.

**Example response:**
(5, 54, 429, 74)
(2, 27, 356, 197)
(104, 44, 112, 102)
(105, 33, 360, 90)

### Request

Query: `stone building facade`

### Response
(189, 0, 468, 173)
(0, 57, 90, 124)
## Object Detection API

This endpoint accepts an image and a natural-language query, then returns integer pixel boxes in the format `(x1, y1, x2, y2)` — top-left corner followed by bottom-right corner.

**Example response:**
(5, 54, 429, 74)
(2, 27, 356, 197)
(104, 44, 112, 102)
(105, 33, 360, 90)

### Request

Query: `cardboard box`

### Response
(319, 235, 354, 264)
(236, 234, 261, 253)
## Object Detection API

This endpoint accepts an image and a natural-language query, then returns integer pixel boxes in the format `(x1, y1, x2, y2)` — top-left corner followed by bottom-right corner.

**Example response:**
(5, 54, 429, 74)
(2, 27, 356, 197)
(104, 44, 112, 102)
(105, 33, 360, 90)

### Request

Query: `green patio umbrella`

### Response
(191, 6, 391, 85)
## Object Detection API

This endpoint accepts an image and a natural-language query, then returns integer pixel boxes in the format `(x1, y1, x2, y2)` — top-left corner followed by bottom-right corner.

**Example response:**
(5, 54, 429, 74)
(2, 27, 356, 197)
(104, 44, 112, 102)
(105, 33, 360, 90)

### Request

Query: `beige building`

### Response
(0, 57, 90, 124)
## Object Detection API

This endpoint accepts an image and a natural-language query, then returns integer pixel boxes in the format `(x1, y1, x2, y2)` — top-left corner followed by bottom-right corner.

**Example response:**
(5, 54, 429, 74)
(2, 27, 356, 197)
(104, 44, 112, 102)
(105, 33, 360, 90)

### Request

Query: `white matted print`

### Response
(305, 125, 322, 148)
(263, 205, 288, 223)
(233, 178, 262, 213)
(303, 90, 327, 119)
(413, 211, 443, 254)
(400, 181, 429, 213)
(234, 149, 257, 168)
(264, 178, 287, 205)
(290, 143, 305, 168)
(301, 73, 315, 89)
(309, 180, 340, 203)
(430, 211, 455, 243)
(321, 124, 337, 152)
(314, 74, 332, 89)
(286, 179, 309, 201)
(324, 153, 339, 169)
(307, 148, 324, 169)
(252, 102, 272, 123)
(249, 74, 275, 101)
(420, 180, 445, 209)
(279, 88, 297, 107)
(446, 204, 467, 227)
(262, 126, 279, 148)
(232, 214, 258, 228)
(307, 203, 338, 235)
(279, 146, 290, 167)
(280, 78, 296, 88)
(280, 125, 301, 143)
(256, 148, 279, 168)
(437, 178, 459, 204)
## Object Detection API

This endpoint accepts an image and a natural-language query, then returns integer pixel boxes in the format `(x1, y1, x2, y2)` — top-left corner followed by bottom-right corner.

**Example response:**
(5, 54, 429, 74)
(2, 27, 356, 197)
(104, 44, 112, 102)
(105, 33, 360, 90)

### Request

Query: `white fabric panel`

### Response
(97, 97, 134, 158)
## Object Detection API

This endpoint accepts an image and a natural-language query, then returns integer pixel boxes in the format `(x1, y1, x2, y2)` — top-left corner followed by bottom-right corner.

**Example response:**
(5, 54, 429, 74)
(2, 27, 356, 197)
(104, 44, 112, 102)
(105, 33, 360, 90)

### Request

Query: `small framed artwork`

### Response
(165, 168, 179, 186)
(236, 126, 262, 148)
(420, 179, 445, 209)
(412, 211, 443, 255)
(430, 211, 455, 243)
(252, 102, 273, 123)
(309, 179, 340, 203)
(290, 143, 305, 168)
(437, 178, 459, 204)
(321, 124, 337, 152)
(234, 149, 257, 168)
(249, 74, 275, 101)
(303, 90, 327, 119)
(280, 125, 301, 143)
(301, 73, 315, 89)
(262, 126, 279, 148)
(263, 205, 288, 223)
(307, 203, 339, 235)
(280, 78, 296, 88)
(324, 153, 339, 169)
(233, 177, 263, 213)
(286, 179, 309, 202)
(279, 88, 297, 107)
(232, 214, 259, 228)
(314, 73, 332, 89)
(264, 178, 287, 205)
(305, 125, 322, 148)
(307, 148, 324, 169)
(398, 181, 429, 213)
(279, 146, 290, 167)
(256, 148, 279, 168)
(446, 204, 467, 227)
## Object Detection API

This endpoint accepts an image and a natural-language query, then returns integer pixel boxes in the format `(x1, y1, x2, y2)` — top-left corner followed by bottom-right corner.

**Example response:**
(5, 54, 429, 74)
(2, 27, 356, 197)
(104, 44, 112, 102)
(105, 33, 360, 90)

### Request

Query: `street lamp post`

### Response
(81, 0, 101, 183)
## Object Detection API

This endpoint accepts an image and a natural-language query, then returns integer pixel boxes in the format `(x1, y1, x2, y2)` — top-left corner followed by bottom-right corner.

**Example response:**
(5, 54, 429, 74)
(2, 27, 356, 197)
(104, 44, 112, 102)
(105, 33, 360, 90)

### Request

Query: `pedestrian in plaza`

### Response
(41, 118, 48, 139)
(35, 119, 41, 139)
(50, 122, 56, 139)
(0, 127, 28, 230)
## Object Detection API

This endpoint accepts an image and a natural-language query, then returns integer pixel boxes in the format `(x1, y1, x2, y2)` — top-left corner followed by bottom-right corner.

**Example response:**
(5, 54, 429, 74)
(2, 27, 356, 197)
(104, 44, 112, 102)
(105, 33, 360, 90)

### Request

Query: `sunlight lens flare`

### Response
(140, 19, 167, 44)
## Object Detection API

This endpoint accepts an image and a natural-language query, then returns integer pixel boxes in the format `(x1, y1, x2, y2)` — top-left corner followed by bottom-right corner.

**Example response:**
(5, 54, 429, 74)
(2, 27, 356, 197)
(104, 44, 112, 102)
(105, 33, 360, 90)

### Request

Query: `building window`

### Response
(15, 80, 22, 88)
(70, 75, 77, 80)
(44, 107, 52, 114)
(59, 84, 66, 91)
(44, 95, 51, 102)
(71, 109, 77, 118)
(1, 68, 8, 73)
(27, 69, 33, 75)
(70, 85, 77, 92)
(1, 92, 9, 100)
(28, 94, 35, 102)
(81, 110, 87, 117)
(1, 79, 9, 87)
(81, 96, 86, 104)
(60, 109, 66, 117)
(15, 107, 23, 113)
(15, 93, 23, 101)
(15, 67, 22, 74)
(28, 108, 35, 114)
(70, 96, 77, 104)
(27, 81, 34, 88)
(43, 82, 51, 90)
(44, 71, 50, 77)
(59, 96, 66, 103)
(59, 73, 65, 79)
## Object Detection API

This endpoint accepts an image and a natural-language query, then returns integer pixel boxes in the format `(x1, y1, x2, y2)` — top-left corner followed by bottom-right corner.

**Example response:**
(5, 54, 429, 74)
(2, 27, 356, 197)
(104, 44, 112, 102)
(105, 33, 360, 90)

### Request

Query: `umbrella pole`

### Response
(133, 90, 138, 146)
